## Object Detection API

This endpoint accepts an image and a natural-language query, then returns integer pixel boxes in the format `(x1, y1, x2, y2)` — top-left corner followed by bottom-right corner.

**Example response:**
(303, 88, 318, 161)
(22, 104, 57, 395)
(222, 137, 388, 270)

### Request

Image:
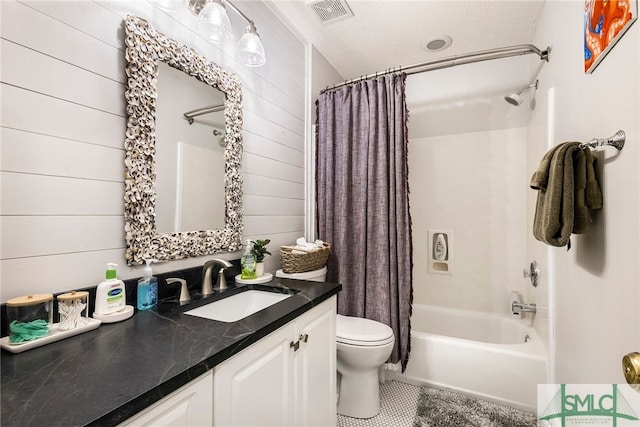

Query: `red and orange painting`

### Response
(584, 0, 637, 73)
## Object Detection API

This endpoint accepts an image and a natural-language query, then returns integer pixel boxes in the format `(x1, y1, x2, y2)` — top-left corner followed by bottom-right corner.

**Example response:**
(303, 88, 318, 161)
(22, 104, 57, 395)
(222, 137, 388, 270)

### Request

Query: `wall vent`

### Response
(306, 0, 354, 25)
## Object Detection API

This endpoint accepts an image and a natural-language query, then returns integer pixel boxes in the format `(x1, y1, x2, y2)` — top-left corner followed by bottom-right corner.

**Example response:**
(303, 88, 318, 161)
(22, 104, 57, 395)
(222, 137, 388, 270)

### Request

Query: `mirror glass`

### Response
(155, 62, 226, 233)
(124, 16, 244, 265)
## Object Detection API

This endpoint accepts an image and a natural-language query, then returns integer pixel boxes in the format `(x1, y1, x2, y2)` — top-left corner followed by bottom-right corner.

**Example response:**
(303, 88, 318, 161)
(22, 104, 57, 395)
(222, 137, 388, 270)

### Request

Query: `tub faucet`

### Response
(202, 259, 233, 296)
(511, 301, 537, 315)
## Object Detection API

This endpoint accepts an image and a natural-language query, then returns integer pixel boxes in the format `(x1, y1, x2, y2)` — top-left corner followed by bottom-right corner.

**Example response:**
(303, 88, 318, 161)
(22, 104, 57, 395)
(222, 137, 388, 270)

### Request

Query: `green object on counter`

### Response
(9, 319, 49, 343)
(241, 240, 257, 279)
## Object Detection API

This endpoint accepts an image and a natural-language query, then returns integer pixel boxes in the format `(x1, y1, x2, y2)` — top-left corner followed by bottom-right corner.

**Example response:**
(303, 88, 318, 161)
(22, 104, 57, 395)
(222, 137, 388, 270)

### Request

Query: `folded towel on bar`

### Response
(531, 141, 602, 247)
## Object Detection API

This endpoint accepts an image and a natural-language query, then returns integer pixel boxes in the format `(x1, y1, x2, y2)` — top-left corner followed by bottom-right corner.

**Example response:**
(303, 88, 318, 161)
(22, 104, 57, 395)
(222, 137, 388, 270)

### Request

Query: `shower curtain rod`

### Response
(321, 44, 550, 94)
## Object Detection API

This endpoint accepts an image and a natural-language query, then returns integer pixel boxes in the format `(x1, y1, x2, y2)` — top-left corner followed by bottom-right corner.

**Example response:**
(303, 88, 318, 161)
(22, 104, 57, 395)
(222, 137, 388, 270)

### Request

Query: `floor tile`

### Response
(337, 381, 421, 427)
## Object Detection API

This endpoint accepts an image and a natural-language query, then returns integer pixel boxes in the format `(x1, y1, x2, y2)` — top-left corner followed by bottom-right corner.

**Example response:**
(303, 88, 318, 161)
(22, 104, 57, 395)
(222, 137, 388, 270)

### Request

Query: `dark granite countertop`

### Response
(1, 278, 341, 426)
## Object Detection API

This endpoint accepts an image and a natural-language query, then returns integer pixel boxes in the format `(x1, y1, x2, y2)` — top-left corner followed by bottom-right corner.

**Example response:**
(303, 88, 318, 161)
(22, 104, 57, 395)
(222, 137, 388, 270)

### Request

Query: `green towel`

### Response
(573, 149, 589, 234)
(585, 149, 602, 210)
(530, 143, 565, 191)
(532, 142, 578, 246)
(9, 320, 50, 343)
(531, 142, 602, 247)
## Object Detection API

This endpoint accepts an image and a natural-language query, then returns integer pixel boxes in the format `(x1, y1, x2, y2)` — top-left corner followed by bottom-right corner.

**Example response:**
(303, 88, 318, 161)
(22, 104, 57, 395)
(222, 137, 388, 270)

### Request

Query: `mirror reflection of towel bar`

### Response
(579, 130, 625, 151)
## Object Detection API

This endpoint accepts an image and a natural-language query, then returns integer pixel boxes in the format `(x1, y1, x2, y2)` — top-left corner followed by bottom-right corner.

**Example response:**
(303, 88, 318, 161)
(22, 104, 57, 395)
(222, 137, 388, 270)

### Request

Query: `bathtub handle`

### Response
(523, 260, 539, 287)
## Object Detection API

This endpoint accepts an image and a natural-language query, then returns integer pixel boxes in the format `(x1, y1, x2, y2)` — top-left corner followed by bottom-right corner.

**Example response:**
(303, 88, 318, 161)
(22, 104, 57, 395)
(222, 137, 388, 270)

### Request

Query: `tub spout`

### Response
(512, 301, 537, 315)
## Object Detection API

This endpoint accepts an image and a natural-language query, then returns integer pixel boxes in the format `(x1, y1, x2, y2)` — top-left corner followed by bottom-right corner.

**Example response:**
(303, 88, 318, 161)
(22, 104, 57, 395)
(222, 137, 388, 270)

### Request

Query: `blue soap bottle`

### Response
(137, 259, 158, 310)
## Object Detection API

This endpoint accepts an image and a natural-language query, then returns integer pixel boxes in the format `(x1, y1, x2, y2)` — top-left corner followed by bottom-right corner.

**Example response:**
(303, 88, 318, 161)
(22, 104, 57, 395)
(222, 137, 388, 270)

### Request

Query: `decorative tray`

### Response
(235, 273, 273, 285)
(0, 317, 102, 354)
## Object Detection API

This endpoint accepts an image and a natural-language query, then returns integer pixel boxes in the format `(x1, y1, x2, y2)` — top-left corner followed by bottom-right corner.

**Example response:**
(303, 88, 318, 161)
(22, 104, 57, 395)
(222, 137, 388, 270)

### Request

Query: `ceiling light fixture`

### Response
(159, 0, 267, 67)
(422, 35, 453, 52)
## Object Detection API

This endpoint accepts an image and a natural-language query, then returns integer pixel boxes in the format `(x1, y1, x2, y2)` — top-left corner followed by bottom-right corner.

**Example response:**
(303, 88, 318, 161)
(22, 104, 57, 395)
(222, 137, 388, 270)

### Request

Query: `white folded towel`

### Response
(292, 237, 324, 254)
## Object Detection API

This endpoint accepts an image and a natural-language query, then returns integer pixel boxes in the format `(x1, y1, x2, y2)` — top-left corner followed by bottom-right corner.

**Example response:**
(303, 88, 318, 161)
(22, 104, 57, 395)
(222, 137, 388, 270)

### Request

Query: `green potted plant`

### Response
(251, 239, 271, 277)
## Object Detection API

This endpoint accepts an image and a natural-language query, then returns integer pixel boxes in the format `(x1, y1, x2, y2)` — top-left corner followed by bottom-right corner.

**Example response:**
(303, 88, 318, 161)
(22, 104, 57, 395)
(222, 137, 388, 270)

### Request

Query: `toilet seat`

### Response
(336, 314, 394, 346)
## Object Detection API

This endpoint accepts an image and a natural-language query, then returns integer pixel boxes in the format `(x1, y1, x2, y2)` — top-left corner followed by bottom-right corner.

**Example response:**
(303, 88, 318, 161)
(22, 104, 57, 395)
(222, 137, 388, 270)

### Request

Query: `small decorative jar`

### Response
(57, 291, 90, 331)
(6, 294, 53, 343)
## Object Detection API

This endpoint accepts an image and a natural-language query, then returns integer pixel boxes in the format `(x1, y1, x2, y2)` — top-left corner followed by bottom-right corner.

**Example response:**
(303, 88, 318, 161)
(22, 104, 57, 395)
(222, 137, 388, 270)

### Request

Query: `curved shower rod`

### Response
(321, 44, 551, 94)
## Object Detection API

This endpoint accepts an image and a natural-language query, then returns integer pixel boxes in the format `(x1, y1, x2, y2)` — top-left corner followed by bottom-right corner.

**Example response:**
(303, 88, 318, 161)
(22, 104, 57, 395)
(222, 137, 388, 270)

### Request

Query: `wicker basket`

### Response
(280, 243, 330, 274)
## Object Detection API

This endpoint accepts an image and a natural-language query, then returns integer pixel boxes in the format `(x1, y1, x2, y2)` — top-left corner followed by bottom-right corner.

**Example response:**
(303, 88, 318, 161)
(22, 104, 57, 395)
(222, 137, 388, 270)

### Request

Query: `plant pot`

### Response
(256, 262, 265, 278)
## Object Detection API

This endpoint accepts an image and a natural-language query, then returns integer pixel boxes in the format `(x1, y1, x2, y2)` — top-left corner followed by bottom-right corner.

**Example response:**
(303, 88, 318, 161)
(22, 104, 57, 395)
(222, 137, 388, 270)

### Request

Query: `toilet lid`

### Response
(336, 314, 394, 345)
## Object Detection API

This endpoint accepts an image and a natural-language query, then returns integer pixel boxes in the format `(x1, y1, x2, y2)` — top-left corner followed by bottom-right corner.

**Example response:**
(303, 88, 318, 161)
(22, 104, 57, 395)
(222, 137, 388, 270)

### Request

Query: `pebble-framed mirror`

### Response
(123, 15, 243, 265)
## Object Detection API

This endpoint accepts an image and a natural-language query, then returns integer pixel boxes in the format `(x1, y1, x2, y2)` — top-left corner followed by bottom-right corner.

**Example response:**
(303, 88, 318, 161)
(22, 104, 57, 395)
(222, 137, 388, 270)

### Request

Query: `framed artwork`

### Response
(584, 0, 637, 73)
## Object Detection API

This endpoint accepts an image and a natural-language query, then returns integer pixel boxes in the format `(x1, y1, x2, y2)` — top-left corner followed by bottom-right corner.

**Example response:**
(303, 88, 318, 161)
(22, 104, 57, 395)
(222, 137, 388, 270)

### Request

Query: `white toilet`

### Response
(276, 267, 395, 419)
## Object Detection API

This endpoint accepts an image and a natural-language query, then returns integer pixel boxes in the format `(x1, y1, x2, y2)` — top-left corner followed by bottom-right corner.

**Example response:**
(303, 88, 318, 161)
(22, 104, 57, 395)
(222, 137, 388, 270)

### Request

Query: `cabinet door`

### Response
(119, 371, 212, 427)
(213, 322, 296, 426)
(295, 297, 337, 427)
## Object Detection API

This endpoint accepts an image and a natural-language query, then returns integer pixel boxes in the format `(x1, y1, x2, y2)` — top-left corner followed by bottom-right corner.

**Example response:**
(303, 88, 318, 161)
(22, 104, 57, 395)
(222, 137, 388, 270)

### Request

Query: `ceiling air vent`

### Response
(306, 0, 354, 25)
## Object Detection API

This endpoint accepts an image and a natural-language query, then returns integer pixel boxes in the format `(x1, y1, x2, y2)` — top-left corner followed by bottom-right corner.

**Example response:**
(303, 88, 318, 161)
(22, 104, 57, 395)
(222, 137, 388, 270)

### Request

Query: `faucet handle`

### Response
(523, 260, 539, 287)
(166, 278, 190, 303)
(215, 269, 228, 291)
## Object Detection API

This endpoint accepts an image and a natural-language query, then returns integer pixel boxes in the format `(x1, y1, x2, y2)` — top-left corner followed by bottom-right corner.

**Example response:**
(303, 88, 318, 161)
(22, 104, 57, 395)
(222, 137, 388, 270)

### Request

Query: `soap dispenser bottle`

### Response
(241, 240, 257, 280)
(434, 233, 447, 261)
(94, 263, 126, 315)
(137, 259, 158, 310)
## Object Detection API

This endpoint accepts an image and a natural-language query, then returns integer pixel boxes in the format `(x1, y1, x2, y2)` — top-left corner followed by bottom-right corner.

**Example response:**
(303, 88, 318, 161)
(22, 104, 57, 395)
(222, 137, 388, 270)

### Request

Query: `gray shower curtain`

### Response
(316, 73, 413, 370)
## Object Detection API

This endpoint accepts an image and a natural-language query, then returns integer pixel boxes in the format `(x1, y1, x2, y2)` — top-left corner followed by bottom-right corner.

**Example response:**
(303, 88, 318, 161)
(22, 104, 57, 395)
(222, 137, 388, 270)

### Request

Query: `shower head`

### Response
(504, 93, 524, 106)
(504, 80, 539, 106)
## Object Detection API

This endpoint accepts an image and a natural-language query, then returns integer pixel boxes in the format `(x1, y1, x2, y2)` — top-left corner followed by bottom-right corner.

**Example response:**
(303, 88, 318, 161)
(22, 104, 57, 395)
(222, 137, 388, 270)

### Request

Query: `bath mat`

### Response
(413, 386, 537, 427)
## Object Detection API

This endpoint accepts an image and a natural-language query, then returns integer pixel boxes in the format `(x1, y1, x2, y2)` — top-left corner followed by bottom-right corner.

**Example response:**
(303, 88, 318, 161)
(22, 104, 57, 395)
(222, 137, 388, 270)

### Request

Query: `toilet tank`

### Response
(275, 266, 327, 282)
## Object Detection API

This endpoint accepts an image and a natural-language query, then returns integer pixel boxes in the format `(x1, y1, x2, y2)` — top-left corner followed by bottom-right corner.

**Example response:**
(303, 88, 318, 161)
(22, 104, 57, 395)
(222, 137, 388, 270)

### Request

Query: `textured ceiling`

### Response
(271, 0, 546, 80)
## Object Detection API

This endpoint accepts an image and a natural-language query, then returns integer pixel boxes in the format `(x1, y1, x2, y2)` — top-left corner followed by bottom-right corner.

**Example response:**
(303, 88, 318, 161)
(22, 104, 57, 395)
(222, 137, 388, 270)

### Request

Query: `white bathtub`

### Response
(400, 304, 547, 411)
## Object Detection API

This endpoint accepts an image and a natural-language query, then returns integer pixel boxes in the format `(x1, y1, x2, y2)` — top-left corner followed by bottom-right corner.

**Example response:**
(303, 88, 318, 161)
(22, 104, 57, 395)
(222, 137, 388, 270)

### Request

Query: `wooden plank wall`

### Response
(0, 0, 307, 301)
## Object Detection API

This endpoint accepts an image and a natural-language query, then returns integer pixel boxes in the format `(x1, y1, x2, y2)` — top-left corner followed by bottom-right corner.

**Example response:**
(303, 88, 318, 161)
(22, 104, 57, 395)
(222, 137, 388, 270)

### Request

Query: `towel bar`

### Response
(580, 130, 625, 151)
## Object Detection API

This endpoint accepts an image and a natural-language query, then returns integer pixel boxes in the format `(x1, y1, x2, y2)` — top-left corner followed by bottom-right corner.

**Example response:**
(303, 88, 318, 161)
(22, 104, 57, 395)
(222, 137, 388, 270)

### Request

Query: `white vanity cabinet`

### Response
(213, 296, 337, 427)
(118, 371, 213, 427)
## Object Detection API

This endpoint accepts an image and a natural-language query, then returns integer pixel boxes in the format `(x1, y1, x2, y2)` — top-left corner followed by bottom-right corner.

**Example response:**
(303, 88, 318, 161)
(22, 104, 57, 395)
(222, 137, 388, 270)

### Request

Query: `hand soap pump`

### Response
(241, 240, 257, 280)
(137, 259, 158, 310)
(93, 263, 134, 323)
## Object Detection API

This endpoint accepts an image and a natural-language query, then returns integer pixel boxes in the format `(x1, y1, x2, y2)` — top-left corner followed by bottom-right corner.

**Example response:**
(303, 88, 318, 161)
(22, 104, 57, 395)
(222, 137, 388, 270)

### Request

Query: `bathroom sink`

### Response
(184, 290, 292, 322)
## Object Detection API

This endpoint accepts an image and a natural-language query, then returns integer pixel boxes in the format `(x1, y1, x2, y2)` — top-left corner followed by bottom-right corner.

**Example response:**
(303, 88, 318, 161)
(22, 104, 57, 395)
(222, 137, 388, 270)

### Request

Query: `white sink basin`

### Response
(184, 290, 292, 322)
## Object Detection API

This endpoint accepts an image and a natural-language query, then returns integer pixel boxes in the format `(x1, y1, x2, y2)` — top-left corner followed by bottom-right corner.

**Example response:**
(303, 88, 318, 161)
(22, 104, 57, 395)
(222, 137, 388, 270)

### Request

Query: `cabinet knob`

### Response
(290, 340, 300, 351)
(299, 334, 309, 343)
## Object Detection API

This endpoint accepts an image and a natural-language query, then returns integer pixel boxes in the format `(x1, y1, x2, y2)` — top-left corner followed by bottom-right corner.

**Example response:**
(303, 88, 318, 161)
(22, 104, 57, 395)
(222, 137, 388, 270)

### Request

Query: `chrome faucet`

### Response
(512, 301, 537, 315)
(202, 259, 234, 296)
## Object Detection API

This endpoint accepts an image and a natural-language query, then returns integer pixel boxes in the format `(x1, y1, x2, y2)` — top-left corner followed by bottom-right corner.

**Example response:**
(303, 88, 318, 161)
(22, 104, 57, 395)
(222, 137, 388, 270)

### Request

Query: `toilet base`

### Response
(337, 369, 381, 418)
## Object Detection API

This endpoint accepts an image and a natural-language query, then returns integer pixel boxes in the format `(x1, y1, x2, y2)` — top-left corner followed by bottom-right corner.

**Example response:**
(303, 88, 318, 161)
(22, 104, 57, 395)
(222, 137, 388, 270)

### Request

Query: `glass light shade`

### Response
(236, 26, 266, 67)
(198, 0, 232, 44)
(156, 0, 188, 11)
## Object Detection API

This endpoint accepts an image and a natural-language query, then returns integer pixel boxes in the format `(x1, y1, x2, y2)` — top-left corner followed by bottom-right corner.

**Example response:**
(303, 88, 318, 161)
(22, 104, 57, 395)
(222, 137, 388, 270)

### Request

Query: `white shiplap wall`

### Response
(0, 0, 307, 302)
